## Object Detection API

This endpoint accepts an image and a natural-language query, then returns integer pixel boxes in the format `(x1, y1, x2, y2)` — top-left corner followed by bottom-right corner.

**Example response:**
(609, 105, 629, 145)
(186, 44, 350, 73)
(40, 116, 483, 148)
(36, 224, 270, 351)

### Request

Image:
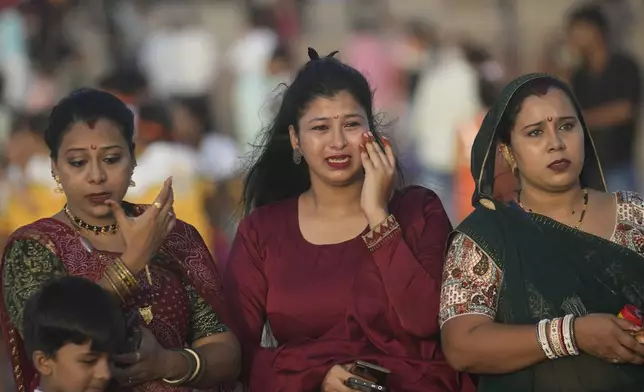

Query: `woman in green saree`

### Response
(439, 73, 644, 391)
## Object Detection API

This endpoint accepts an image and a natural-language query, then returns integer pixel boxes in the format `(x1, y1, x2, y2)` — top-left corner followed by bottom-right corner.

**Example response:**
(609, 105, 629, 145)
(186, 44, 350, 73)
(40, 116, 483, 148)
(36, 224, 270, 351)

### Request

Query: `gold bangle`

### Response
(113, 257, 136, 286)
(114, 258, 139, 288)
(107, 264, 132, 296)
(104, 271, 125, 303)
(111, 261, 137, 292)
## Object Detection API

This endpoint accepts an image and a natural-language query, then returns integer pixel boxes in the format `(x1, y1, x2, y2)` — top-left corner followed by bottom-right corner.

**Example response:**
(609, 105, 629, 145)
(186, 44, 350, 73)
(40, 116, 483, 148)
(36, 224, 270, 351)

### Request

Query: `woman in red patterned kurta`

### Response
(0, 89, 240, 392)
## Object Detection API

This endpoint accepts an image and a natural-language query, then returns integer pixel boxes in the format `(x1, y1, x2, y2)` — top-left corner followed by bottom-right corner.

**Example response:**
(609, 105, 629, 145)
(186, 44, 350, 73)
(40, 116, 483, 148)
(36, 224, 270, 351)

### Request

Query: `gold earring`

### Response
(500, 145, 518, 173)
(53, 175, 63, 194)
(292, 149, 302, 165)
(129, 179, 136, 187)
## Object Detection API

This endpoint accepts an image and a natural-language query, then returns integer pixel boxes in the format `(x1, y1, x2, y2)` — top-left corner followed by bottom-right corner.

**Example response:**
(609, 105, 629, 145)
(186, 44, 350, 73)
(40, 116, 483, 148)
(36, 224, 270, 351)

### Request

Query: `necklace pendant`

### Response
(139, 306, 154, 325)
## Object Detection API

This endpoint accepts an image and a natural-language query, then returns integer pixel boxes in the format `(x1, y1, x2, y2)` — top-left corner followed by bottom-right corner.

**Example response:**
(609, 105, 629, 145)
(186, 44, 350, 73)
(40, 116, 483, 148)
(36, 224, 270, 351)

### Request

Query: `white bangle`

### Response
(549, 317, 566, 358)
(184, 348, 202, 384)
(162, 349, 199, 385)
(537, 319, 557, 359)
(563, 314, 579, 356)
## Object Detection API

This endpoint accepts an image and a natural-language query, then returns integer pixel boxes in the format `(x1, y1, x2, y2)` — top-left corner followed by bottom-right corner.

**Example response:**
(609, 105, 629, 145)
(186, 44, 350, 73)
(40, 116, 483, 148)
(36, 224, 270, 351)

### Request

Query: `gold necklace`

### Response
(517, 188, 589, 229)
(64, 205, 119, 235)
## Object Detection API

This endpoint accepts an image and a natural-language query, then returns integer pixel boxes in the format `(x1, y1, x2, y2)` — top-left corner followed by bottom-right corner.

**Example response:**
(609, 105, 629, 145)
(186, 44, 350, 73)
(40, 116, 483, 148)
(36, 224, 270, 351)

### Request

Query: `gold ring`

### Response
(152, 201, 162, 209)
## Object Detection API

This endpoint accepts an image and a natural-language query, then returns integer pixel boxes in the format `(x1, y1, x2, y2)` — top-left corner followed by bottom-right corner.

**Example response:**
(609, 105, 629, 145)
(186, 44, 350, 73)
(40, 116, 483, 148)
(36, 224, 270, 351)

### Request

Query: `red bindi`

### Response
(547, 116, 553, 122)
(333, 115, 339, 119)
(90, 145, 97, 150)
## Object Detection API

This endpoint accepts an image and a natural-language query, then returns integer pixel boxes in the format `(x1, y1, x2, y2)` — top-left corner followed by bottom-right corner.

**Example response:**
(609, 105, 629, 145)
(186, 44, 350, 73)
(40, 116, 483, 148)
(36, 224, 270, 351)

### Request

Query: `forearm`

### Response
(161, 341, 240, 388)
(192, 341, 241, 386)
(443, 321, 546, 374)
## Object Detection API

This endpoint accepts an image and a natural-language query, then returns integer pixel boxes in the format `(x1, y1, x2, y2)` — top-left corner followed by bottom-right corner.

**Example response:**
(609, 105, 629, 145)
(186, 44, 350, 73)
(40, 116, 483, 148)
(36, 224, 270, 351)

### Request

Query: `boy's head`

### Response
(23, 276, 126, 392)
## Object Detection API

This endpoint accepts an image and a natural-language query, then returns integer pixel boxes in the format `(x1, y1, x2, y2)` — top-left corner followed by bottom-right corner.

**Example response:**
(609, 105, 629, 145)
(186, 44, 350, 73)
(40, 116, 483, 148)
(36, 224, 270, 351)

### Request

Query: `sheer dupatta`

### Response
(455, 74, 644, 391)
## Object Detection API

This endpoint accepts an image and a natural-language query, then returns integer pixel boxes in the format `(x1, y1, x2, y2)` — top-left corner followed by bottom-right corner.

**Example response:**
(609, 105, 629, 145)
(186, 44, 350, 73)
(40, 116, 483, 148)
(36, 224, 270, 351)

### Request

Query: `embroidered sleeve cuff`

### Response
(361, 214, 401, 252)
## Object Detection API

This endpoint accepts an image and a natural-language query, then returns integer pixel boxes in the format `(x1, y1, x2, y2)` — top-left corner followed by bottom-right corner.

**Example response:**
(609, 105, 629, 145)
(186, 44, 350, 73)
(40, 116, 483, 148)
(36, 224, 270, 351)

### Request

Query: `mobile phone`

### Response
(114, 311, 142, 368)
(345, 377, 387, 392)
(350, 361, 390, 385)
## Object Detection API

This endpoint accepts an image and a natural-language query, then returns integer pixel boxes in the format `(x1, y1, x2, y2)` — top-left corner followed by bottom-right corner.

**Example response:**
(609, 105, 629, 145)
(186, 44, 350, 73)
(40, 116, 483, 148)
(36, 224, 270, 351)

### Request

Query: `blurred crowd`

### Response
(0, 0, 641, 255)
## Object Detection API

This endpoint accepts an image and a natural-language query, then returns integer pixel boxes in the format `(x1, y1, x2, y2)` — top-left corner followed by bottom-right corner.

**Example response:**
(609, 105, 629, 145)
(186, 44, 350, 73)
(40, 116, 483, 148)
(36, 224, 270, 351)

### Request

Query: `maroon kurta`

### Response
(224, 186, 475, 392)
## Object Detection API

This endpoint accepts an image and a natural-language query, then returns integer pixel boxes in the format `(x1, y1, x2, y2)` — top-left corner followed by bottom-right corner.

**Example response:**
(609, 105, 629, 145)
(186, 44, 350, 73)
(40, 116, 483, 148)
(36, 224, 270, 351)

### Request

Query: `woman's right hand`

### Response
(321, 365, 359, 392)
(106, 177, 176, 274)
(574, 314, 644, 364)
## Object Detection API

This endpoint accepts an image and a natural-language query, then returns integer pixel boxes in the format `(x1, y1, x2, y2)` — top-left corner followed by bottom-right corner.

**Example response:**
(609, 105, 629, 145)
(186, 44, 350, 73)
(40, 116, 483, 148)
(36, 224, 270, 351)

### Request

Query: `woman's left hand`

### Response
(112, 327, 173, 386)
(360, 132, 396, 227)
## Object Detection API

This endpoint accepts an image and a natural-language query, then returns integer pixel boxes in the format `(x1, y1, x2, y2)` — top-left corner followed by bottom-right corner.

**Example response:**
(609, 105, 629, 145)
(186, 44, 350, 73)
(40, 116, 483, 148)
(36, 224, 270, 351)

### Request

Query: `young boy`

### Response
(22, 276, 127, 392)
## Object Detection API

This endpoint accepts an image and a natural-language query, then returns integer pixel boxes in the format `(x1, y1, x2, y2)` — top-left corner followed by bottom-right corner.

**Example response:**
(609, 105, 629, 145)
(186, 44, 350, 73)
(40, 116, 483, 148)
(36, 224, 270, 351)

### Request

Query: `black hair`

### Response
(138, 101, 172, 131)
(568, 5, 609, 41)
(248, 6, 275, 29)
(44, 88, 135, 160)
(11, 111, 49, 138)
(242, 48, 401, 215)
(271, 42, 293, 65)
(97, 68, 148, 97)
(173, 96, 213, 132)
(478, 78, 499, 109)
(462, 44, 491, 68)
(497, 77, 571, 144)
(22, 276, 126, 359)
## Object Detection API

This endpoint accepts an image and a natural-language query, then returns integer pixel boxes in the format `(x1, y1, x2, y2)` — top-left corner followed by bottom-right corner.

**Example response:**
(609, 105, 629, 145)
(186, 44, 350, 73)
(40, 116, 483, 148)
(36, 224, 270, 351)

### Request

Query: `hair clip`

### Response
(307, 47, 340, 61)
(308, 47, 320, 61)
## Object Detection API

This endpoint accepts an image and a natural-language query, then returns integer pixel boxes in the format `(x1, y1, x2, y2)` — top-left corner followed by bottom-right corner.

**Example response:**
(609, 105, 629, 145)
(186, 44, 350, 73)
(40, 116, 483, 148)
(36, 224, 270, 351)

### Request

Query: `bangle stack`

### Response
(104, 257, 140, 302)
(162, 348, 202, 386)
(536, 314, 579, 359)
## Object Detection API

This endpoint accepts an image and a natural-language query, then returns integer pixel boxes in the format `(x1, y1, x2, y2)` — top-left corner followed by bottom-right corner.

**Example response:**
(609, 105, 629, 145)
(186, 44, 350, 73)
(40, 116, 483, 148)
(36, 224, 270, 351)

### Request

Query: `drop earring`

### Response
(292, 149, 302, 165)
(53, 175, 63, 194)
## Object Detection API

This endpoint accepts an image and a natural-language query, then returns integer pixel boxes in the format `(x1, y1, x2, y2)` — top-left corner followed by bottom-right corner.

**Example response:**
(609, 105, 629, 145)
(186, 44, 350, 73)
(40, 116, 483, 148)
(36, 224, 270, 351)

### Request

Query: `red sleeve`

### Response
(364, 188, 452, 338)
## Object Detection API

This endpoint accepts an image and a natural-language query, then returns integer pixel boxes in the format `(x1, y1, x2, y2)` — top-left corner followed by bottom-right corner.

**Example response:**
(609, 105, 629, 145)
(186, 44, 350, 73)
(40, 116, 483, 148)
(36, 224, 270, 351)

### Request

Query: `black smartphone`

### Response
(345, 377, 387, 392)
(114, 311, 142, 368)
(351, 361, 390, 385)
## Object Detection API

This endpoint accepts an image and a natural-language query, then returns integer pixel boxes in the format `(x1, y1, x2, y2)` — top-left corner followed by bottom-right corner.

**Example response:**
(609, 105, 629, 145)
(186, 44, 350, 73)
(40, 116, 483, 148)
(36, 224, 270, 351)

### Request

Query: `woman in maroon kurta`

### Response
(223, 48, 474, 392)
